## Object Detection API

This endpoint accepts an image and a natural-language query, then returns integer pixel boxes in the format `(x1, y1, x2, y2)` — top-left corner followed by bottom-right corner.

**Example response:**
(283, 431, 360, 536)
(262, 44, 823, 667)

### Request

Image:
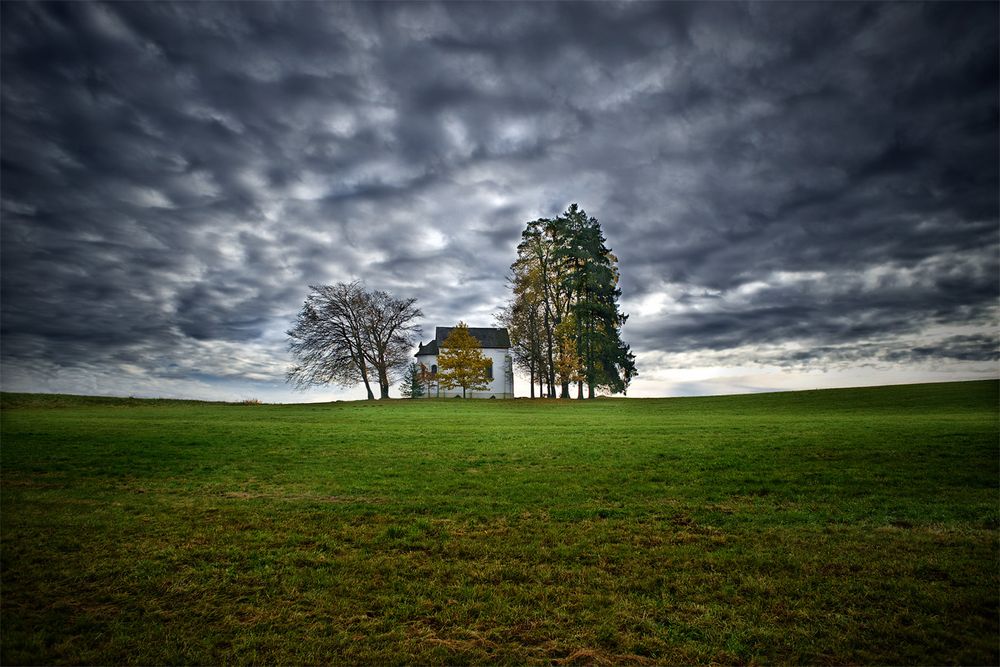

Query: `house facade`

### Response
(415, 326, 514, 399)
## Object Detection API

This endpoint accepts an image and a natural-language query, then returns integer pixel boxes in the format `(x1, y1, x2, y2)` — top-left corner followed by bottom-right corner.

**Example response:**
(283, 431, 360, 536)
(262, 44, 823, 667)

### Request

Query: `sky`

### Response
(1, 1, 997, 402)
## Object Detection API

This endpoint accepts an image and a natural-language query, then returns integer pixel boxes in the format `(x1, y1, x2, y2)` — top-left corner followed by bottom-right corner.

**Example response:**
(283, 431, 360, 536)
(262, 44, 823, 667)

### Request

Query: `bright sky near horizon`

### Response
(2, 2, 997, 402)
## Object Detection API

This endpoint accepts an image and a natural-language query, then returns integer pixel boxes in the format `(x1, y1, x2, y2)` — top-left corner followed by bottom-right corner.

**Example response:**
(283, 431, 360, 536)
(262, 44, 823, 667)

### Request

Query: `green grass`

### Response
(2, 380, 997, 665)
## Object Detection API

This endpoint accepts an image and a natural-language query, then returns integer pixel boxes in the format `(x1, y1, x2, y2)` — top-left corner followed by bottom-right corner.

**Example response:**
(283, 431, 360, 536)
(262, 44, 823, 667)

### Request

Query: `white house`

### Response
(415, 326, 514, 399)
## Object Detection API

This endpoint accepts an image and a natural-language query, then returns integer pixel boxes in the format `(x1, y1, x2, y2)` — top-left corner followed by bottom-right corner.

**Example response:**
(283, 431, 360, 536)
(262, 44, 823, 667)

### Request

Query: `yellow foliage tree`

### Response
(554, 323, 583, 388)
(437, 322, 492, 398)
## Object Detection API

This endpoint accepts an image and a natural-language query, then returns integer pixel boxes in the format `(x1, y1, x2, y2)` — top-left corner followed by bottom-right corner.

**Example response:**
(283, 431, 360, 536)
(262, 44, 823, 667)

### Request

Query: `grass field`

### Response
(1, 381, 997, 665)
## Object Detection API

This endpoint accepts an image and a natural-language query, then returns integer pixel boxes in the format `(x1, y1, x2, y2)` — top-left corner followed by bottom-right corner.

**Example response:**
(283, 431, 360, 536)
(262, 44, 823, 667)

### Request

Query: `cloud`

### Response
(1, 1, 996, 399)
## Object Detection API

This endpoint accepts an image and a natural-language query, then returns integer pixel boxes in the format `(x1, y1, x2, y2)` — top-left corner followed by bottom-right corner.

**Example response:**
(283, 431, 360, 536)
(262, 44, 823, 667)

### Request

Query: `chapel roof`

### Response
(415, 326, 510, 357)
(415, 340, 438, 356)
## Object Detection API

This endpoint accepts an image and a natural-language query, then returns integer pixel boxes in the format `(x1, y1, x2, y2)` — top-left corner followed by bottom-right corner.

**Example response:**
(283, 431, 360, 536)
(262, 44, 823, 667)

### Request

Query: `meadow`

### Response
(1, 381, 997, 665)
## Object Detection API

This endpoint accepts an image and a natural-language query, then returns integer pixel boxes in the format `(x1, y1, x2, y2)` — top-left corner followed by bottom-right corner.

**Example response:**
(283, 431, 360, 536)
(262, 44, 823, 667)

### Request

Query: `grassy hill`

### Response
(2, 381, 997, 664)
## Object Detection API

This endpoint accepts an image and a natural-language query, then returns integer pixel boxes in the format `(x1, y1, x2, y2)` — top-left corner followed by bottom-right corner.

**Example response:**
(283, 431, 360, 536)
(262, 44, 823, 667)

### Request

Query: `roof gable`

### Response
(415, 340, 438, 356)
(415, 326, 511, 356)
(436, 326, 510, 349)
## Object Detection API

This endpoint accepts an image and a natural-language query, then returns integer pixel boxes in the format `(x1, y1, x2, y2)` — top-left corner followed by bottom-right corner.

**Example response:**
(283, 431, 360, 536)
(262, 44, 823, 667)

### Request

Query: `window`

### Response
(486, 360, 493, 379)
(431, 364, 437, 374)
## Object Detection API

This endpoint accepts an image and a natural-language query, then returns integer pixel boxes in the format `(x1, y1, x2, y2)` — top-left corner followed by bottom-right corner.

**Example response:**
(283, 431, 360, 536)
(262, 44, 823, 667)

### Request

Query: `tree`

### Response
(287, 281, 422, 399)
(515, 218, 572, 397)
(496, 269, 548, 399)
(554, 318, 584, 389)
(436, 322, 492, 398)
(508, 204, 637, 398)
(399, 362, 425, 399)
(361, 289, 424, 399)
(556, 204, 637, 398)
(286, 282, 377, 399)
(417, 362, 436, 397)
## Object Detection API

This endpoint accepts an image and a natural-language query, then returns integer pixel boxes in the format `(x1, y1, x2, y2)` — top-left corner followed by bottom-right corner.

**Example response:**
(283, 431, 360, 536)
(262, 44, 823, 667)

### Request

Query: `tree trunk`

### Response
(377, 366, 390, 399)
(543, 309, 556, 398)
(535, 243, 557, 399)
(575, 261, 584, 402)
(560, 381, 570, 399)
(351, 331, 376, 400)
(359, 364, 375, 400)
(528, 360, 535, 399)
(586, 294, 593, 399)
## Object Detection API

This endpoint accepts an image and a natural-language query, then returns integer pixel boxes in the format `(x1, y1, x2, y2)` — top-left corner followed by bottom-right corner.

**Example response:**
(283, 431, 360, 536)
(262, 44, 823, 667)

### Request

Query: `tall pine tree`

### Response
(509, 204, 636, 398)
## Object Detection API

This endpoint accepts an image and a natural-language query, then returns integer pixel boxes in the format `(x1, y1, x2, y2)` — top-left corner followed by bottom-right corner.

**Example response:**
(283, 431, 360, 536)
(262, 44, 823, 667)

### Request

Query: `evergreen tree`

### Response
(509, 204, 637, 397)
(399, 362, 424, 399)
(437, 322, 492, 398)
(558, 204, 637, 397)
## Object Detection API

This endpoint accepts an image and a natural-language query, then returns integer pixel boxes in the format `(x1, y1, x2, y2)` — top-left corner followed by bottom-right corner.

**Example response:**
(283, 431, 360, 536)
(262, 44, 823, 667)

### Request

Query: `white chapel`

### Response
(414, 326, 514, 399)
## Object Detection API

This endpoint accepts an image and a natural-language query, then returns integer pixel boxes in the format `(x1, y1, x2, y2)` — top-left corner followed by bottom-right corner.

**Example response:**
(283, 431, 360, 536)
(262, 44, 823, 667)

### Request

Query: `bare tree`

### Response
(361, 288, 423, 399)
(497, 285, 547, 399)
(287, 282, 422, 399)
(287, 282, 375, 398)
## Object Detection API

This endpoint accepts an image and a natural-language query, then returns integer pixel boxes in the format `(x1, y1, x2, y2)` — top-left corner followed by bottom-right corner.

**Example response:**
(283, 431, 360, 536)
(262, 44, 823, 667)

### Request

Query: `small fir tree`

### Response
(399, 362, 424, 399)
(437, 322, 492, 398)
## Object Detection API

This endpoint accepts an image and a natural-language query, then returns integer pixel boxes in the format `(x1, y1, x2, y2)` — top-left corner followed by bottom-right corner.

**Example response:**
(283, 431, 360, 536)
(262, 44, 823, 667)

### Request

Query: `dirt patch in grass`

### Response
(220, 491, 385, 504)
(554, 647, 659, 665)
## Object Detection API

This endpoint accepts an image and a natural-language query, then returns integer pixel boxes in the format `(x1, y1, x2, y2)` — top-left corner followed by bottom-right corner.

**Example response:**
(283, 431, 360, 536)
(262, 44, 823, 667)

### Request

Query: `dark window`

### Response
(486, 360, 493, 379)
(431, 364, 437, 374)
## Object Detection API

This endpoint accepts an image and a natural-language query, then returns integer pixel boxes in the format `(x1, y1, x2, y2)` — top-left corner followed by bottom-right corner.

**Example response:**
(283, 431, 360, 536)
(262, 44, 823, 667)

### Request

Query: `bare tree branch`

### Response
(287, 282, 422, 399)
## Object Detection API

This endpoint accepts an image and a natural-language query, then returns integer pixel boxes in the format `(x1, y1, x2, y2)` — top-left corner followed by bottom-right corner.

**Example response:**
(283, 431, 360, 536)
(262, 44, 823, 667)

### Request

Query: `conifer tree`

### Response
(436, 322, 492, 398)
(399, 362, 424, 399)
(509, 204, 637, 398)
(558, 205, 636, 397)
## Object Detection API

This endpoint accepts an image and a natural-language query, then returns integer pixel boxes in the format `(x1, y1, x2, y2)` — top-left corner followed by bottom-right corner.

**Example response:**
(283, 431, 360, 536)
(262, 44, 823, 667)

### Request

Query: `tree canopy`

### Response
(287, 281, 422, 399)
(503, 204, 636, 398)
(436, 322, 492, 398)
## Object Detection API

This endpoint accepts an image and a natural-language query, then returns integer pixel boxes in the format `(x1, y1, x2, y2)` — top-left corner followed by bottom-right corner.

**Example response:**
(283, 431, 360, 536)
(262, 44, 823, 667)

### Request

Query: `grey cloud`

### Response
(1, 1, 996, 398)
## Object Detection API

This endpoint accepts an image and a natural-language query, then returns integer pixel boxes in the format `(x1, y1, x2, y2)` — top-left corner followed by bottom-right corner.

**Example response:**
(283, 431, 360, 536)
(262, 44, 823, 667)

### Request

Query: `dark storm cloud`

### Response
(1, 1, 996, 396)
